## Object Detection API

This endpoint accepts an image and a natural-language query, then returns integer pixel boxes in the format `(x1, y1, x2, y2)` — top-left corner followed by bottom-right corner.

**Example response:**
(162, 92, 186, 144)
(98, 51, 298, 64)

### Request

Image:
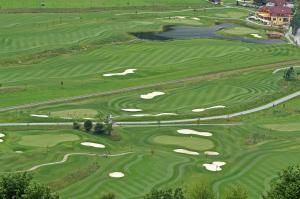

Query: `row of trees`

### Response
(0, 173, 58, 199)
(143, 165, 300, 199)
(283, 66, 298, 80)
(73, 116, 113, 136)
(2, 165, 299, 199)
(291, 0, 300, 35)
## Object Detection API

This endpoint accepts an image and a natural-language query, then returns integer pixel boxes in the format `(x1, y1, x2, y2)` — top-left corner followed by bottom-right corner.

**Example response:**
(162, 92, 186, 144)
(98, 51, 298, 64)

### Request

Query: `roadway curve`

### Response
(0, 90, 299, 127)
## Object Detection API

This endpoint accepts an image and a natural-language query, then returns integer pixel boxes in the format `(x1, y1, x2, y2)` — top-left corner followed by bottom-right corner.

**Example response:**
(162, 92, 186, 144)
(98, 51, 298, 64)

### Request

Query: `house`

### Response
(256, 1, 292, 26)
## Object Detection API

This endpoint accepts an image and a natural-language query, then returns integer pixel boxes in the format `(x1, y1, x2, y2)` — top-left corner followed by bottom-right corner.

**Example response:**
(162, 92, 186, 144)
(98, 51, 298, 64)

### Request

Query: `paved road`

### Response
(0, 90, 299, 127)
(118, 90, 300, 125)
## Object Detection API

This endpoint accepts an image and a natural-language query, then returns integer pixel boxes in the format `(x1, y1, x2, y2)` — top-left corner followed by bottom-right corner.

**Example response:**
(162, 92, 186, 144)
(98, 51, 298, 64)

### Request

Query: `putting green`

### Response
(263, 123, 300, 132)
(51, 109, 98, 118)
(153, 135, 214, 151)
(18, 134, 80, 147)
(218, 27, 261, 36)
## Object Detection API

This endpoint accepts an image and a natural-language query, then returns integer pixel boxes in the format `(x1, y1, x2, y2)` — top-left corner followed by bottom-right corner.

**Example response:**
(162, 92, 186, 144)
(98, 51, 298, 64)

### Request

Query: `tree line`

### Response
(292, 0, 300, 35)
(73, 116, 113, 136)
(1, 165, 299, 199)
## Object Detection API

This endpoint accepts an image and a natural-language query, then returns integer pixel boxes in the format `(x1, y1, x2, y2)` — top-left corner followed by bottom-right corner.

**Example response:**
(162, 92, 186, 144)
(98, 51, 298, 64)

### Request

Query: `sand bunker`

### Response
(103, 69, 136, 77)
(174, 149, 199, 155)
(122, 108, 142, 112)
(192, 105, 226, 112)
(83, 118, 96, 120)
(0, 139, 3, 143)
(203, 163, 222, 171)
(0, 133, 5, 138)
(204, 151, 220, 156)
(140, 91, 165, 99)
(177, 129, 212, 137)
(191, 17, 200, 20)
(81, 142, 105, 148)
(131, 113, 177, 117)
(155, 113, 177, 116)
(251, 33, 262, 38)
(203, 161, 226, 171)
(109, 172, 125, 178)
(30, 114, 49, 118)
(15, 151, 24, 154)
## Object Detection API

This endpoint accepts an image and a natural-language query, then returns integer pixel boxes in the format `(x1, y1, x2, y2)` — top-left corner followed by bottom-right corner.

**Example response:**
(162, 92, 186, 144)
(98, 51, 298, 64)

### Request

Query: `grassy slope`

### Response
(1, 122, 300, 198)
(1, 9, 299, 108)
(0, 0, 210, 8)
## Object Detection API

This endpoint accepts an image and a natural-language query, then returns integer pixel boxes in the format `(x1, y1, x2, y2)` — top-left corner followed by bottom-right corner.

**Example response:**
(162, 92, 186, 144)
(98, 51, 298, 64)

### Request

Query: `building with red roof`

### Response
(256, 0, 292, 26)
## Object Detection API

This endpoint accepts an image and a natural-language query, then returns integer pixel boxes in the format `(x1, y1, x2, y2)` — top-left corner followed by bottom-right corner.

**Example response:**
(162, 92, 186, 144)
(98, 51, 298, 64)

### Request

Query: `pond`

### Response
(132, 24, 285, 44)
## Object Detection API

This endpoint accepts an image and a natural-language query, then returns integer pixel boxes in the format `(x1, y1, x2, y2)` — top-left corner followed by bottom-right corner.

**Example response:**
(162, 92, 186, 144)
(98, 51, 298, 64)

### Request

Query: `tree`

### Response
(104, 115, 113, 136)
(263, 165, 300, 199)
(0, 173, 58, 199)
(187, 183, 215, 199)
(283, 67, 296, 81)
(73, 122, 80, 130)
(100, 192, 115, 199)
(144, 188, 185, 199)
(225, 185, 248, 199)
(94, 122, 105, 134)
(83, 120, 93, 132)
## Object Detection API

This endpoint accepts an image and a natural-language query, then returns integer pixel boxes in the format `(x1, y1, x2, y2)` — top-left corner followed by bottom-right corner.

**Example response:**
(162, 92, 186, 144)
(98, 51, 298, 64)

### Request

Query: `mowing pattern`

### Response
(1, 125, 299, 199)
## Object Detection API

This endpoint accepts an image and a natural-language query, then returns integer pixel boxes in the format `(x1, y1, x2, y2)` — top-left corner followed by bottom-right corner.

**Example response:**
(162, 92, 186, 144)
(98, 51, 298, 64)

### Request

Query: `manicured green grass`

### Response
(263, 123, 300, 131)
(50, 109, 98, 118)
(1, 123, 299, 199)
(0, 10, 299, 109)
(153, 135, 214, 151)
(18, 133, 80, 147)
(0, 0, 210, 8)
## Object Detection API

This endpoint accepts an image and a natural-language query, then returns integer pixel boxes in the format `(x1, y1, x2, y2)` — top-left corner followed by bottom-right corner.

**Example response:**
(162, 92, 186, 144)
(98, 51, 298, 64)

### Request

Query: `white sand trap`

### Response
(191, 17, 200, 20)
(81, 142, 105, 148)
(174, 149, 199, 155)
(212, 161, 226, 167)
(203, 163, 222, 171)
(155, 113, 177, 116)
(273, 66, 300, 74)
(251, 33, 262, 38)
(192, 108, 206, 112)
(192, 105, 226, 112)
(122, 108, 142, 112)
(0, 139, 3, 143)
(204, 151, 220, 156)
(30, 114, 49, 118)
(203, 161, 226, 171)
(140, 91, 165, 99)
(15, 151, 24, 154)
(83, 118, 96, 120)
(103, 69, 136, 77)
(0, 133, 5, 138)
(132, 113, 177, 117)
(109, 172, 125, 178)
(177, 129, 212, 137)
(174, 16, 186, 19)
